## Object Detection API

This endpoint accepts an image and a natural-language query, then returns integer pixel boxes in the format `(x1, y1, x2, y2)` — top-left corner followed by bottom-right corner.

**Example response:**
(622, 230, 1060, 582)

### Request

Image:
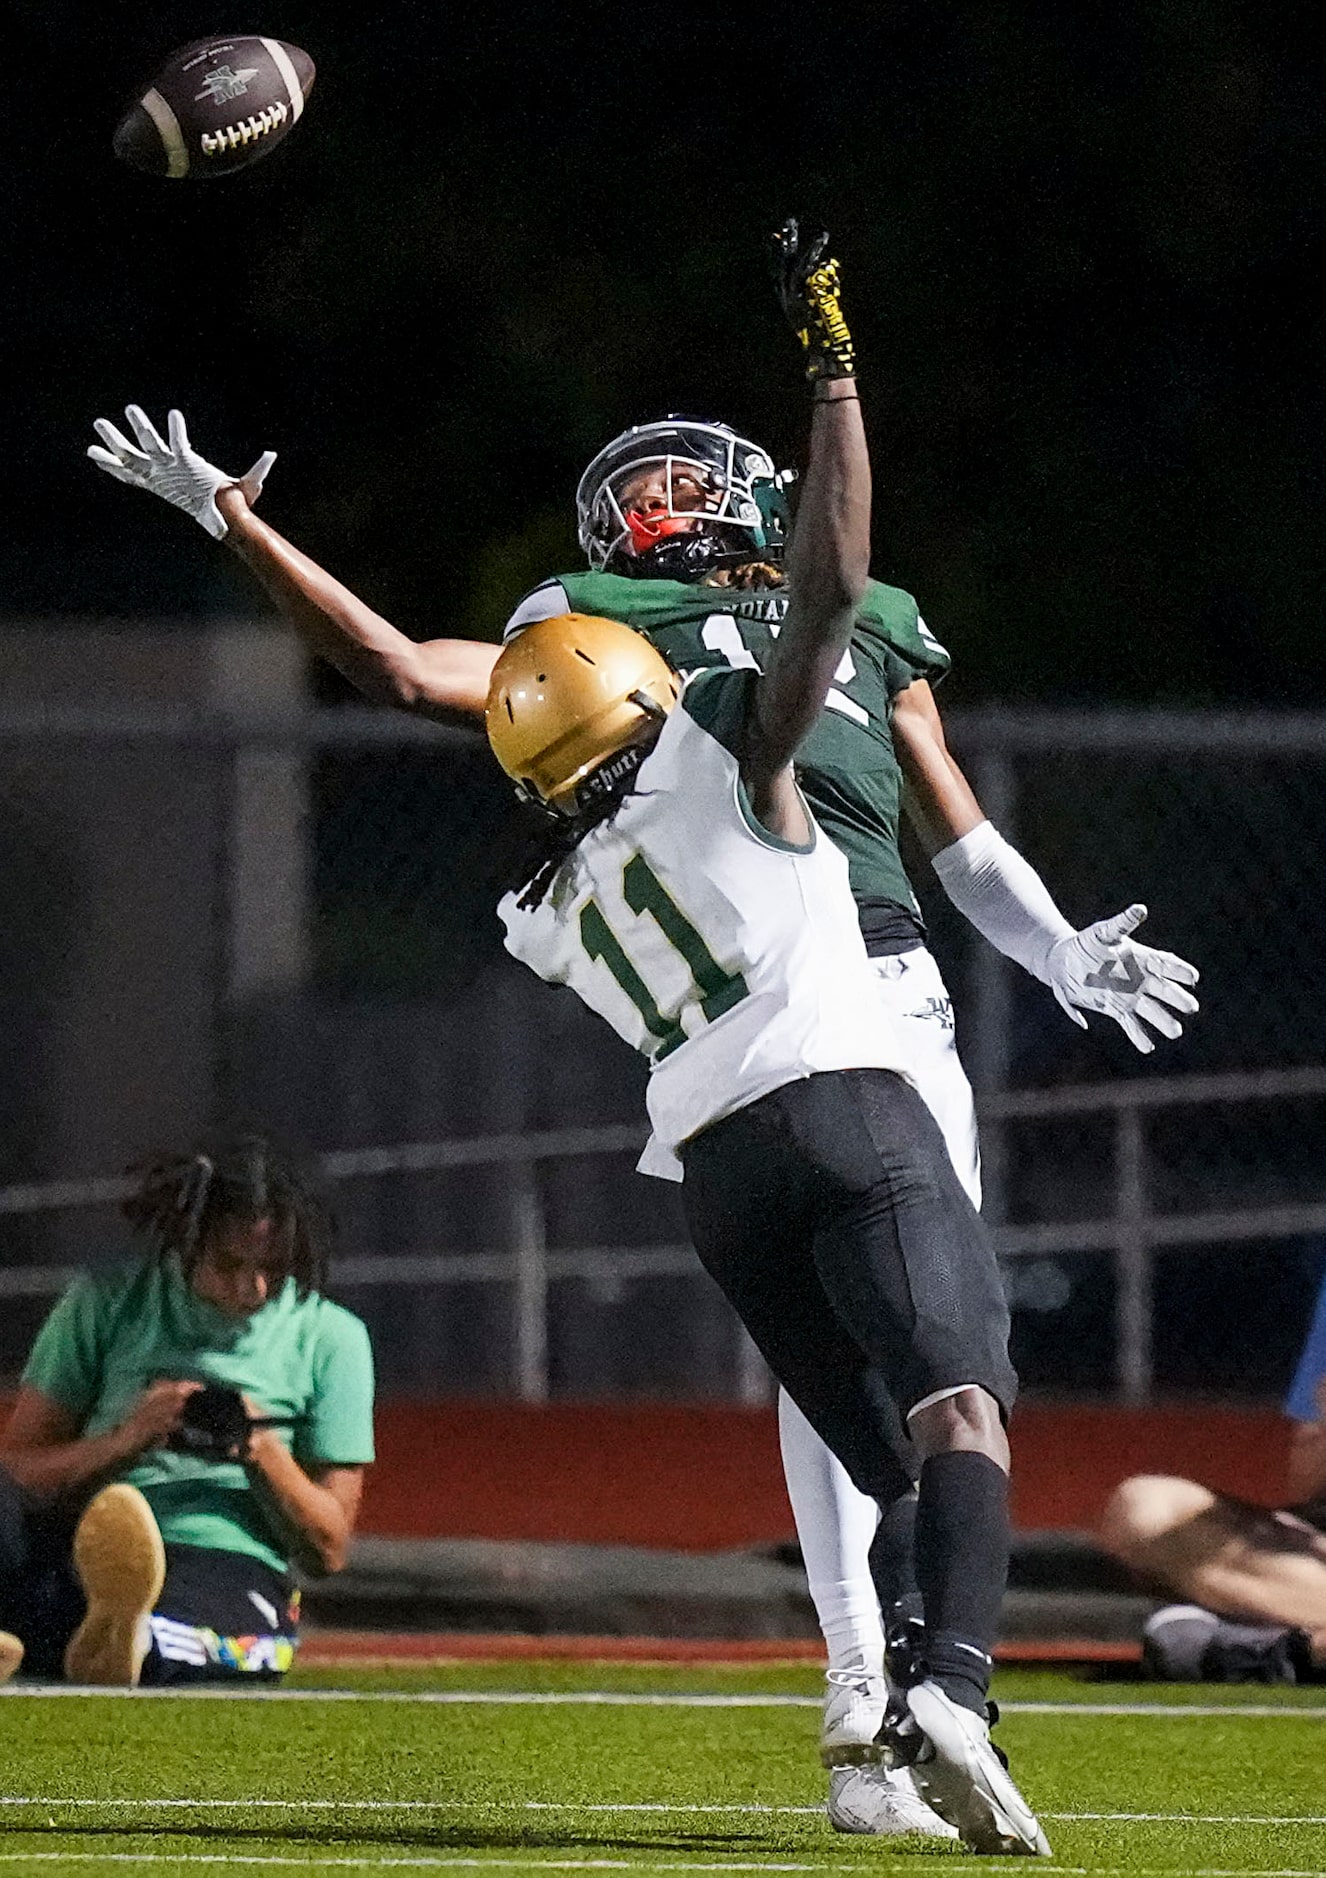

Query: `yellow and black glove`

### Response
(769, 218, 856, 381)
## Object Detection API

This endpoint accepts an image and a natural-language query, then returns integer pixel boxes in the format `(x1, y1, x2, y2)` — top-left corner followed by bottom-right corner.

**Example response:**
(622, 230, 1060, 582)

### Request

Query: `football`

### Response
(113, 35, 315, 179)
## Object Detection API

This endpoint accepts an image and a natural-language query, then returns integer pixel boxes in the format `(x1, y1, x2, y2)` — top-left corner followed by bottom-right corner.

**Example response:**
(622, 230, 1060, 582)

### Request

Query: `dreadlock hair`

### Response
(703, 561, 787, 591)
(121, 1133, 332, 1300)
(510, 737, 654, 913)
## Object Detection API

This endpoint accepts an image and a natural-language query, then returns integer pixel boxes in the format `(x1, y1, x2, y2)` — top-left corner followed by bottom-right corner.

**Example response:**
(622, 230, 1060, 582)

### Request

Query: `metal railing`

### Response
(984, 1065, 1326, 1402)
(3, 1067, 1324, 1405)
(6, 684, 1326, 1397)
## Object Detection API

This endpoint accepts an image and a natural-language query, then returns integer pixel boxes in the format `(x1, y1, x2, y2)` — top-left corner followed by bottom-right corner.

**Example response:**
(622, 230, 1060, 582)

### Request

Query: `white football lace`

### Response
(201, 101, 288, 155)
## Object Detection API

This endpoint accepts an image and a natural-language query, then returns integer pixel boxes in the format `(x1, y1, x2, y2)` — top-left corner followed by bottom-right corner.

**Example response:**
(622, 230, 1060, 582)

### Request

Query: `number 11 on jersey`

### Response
(579, 854, 749, 1059)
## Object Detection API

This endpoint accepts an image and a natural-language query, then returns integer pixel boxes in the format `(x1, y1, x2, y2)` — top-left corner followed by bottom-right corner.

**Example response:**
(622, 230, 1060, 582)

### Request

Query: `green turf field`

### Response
(2, 1663, 1324, 1875)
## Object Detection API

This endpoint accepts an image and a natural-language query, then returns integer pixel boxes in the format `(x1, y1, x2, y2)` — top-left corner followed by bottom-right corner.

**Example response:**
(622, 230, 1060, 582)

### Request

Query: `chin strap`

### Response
(616, 528, 769, 582)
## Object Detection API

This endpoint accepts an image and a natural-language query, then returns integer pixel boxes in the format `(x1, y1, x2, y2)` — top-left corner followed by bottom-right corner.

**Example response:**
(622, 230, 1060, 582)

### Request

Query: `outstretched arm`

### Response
(894, 679, 1200, 1053)
(87, 406, 496, 724)
(216, 492, 497, 723)
(892, 679, 986, 852)
(743, 223, 870, 838)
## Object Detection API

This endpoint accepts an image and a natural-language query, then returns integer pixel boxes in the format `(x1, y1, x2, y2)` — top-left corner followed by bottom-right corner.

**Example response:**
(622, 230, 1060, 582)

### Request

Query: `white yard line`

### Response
(2, 1686, 1324, 1719)
(3, 1797, 1326, 1828)
(0, 1688, 816, 1709)
(0, 1858, 1062, 1873)
(0, 1801, 764, 1813)
(0, 1860, 839, 1873)
(1006, 1701, 1326, 1720)
(1052, 1813, 1326, 1826)
(2, 1853, 1326, 1878)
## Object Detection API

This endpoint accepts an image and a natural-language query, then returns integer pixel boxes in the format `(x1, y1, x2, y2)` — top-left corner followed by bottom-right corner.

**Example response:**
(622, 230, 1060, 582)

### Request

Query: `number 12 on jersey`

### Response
(701, 615, 867, 726)
(579, 854, 748, 1059)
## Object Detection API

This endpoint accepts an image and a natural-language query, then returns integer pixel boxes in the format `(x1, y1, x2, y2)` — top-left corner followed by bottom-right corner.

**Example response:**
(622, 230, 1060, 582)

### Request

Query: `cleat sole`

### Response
(63, 1483, 165, 1687)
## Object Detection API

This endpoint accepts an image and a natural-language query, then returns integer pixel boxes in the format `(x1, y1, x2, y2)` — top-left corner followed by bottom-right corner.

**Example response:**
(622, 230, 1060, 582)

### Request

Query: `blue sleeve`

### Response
(1284, 1269, 1326, 1422)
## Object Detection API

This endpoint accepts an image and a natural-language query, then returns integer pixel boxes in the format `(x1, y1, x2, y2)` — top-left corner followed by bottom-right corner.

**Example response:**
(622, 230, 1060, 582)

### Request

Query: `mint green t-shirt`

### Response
(22, 1257, 375, 1574)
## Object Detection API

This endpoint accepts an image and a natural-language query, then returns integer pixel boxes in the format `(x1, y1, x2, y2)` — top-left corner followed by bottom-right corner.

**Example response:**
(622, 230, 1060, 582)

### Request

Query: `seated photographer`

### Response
(1100, 1261, 1326, 1682)
(0, 1135, 374, 1686)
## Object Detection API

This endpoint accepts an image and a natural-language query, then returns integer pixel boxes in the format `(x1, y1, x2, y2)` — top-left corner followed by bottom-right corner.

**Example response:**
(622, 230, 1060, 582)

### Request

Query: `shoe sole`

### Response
(820, 1739, 885, 1769)
(828, 1801, 958, 1836)
(908, 1683, 1051, 1857)
(63, 1484, 165, 1687)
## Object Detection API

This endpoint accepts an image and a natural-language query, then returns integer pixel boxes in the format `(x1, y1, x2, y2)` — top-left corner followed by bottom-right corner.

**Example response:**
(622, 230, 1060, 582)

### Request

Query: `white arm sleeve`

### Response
(929, 820, 1074, 984)
(503, 580, 571, 641)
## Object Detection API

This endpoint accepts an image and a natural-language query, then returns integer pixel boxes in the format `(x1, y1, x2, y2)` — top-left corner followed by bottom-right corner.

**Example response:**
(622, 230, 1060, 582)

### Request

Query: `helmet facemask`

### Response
(576, 418, 794, 581)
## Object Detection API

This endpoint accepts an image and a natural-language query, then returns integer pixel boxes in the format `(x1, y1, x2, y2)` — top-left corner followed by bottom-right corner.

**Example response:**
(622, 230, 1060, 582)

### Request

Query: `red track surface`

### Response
(1, 1393, 1279, 1550)
(357, 1400, 1285, 1546)
(299, 1629, 1140, 1667)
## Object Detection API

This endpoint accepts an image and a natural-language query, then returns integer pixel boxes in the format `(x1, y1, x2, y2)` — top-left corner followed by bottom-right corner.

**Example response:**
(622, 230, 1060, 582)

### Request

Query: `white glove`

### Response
(1046, 904, 1199, 1054)
(88, 405, 275, 540)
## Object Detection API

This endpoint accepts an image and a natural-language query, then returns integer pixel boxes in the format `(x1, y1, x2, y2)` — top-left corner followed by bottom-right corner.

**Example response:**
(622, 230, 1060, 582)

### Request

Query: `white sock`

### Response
(778, 1388, 886, 1676)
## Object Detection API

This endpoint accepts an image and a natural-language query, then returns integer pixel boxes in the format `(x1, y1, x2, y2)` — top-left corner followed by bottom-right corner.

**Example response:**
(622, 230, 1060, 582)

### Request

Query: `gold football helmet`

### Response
(486, 614, 680, 817)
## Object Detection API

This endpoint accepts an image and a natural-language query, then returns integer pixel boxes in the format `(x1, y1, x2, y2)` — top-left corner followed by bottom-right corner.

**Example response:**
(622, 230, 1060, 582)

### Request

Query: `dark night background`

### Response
(5, 1, 1323, 705)
(3, 3, 1326, 1403)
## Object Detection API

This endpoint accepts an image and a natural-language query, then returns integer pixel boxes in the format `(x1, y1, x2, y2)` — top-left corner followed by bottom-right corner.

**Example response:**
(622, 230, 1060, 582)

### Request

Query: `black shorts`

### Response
(146, 1543, 300, 1685)
(681, 1069, 1017, 1504)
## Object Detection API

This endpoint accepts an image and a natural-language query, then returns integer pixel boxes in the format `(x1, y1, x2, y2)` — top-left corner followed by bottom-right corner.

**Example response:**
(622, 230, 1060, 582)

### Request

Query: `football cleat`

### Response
(63, 1483, 166, 1687)
(906, 1679, 1051, 1857)
(828, 1764, 960, 1838)
(1142, 1603, 1311, 1684)
(883, 1604, 927, 1691)
(819, 1664, 890, 1766)
(875, 1695, 927, 1770)
(1140, 1603, 1220, 1681)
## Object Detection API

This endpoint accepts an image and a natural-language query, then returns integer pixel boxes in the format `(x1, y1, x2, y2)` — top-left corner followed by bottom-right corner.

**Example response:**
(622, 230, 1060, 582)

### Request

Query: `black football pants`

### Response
(680, 1068, 1017, 1503)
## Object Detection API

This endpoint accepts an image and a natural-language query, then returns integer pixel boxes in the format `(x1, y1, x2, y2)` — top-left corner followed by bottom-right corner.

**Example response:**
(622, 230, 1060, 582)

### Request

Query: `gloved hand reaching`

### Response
(1046, 904, 1200, 1054)
(88, 405, 275, 539)
(769, 218, 857, 382)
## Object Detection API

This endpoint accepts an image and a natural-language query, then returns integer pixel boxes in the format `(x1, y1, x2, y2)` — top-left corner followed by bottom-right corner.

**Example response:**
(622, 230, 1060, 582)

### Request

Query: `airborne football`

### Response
(113, 35, 314, 179)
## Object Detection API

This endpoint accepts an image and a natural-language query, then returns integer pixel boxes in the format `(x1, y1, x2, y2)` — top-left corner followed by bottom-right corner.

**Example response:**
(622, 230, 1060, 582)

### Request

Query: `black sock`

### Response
(868, 1489, 919, 1611)
(868, 1491, 924, 1695)
(914, 1450, 1009, 1713)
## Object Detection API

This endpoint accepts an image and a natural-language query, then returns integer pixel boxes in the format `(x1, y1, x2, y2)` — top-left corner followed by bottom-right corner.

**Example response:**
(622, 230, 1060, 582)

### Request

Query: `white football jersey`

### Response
(499, 670, 909, 1179)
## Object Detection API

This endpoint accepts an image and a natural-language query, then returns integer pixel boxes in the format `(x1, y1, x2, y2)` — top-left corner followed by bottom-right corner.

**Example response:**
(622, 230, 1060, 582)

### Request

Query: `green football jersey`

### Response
(504, 569, 951, 916)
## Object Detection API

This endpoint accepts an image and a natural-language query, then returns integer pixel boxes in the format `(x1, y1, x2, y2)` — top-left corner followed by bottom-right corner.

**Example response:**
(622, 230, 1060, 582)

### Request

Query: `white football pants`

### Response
(777, 947, 981, 1673)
